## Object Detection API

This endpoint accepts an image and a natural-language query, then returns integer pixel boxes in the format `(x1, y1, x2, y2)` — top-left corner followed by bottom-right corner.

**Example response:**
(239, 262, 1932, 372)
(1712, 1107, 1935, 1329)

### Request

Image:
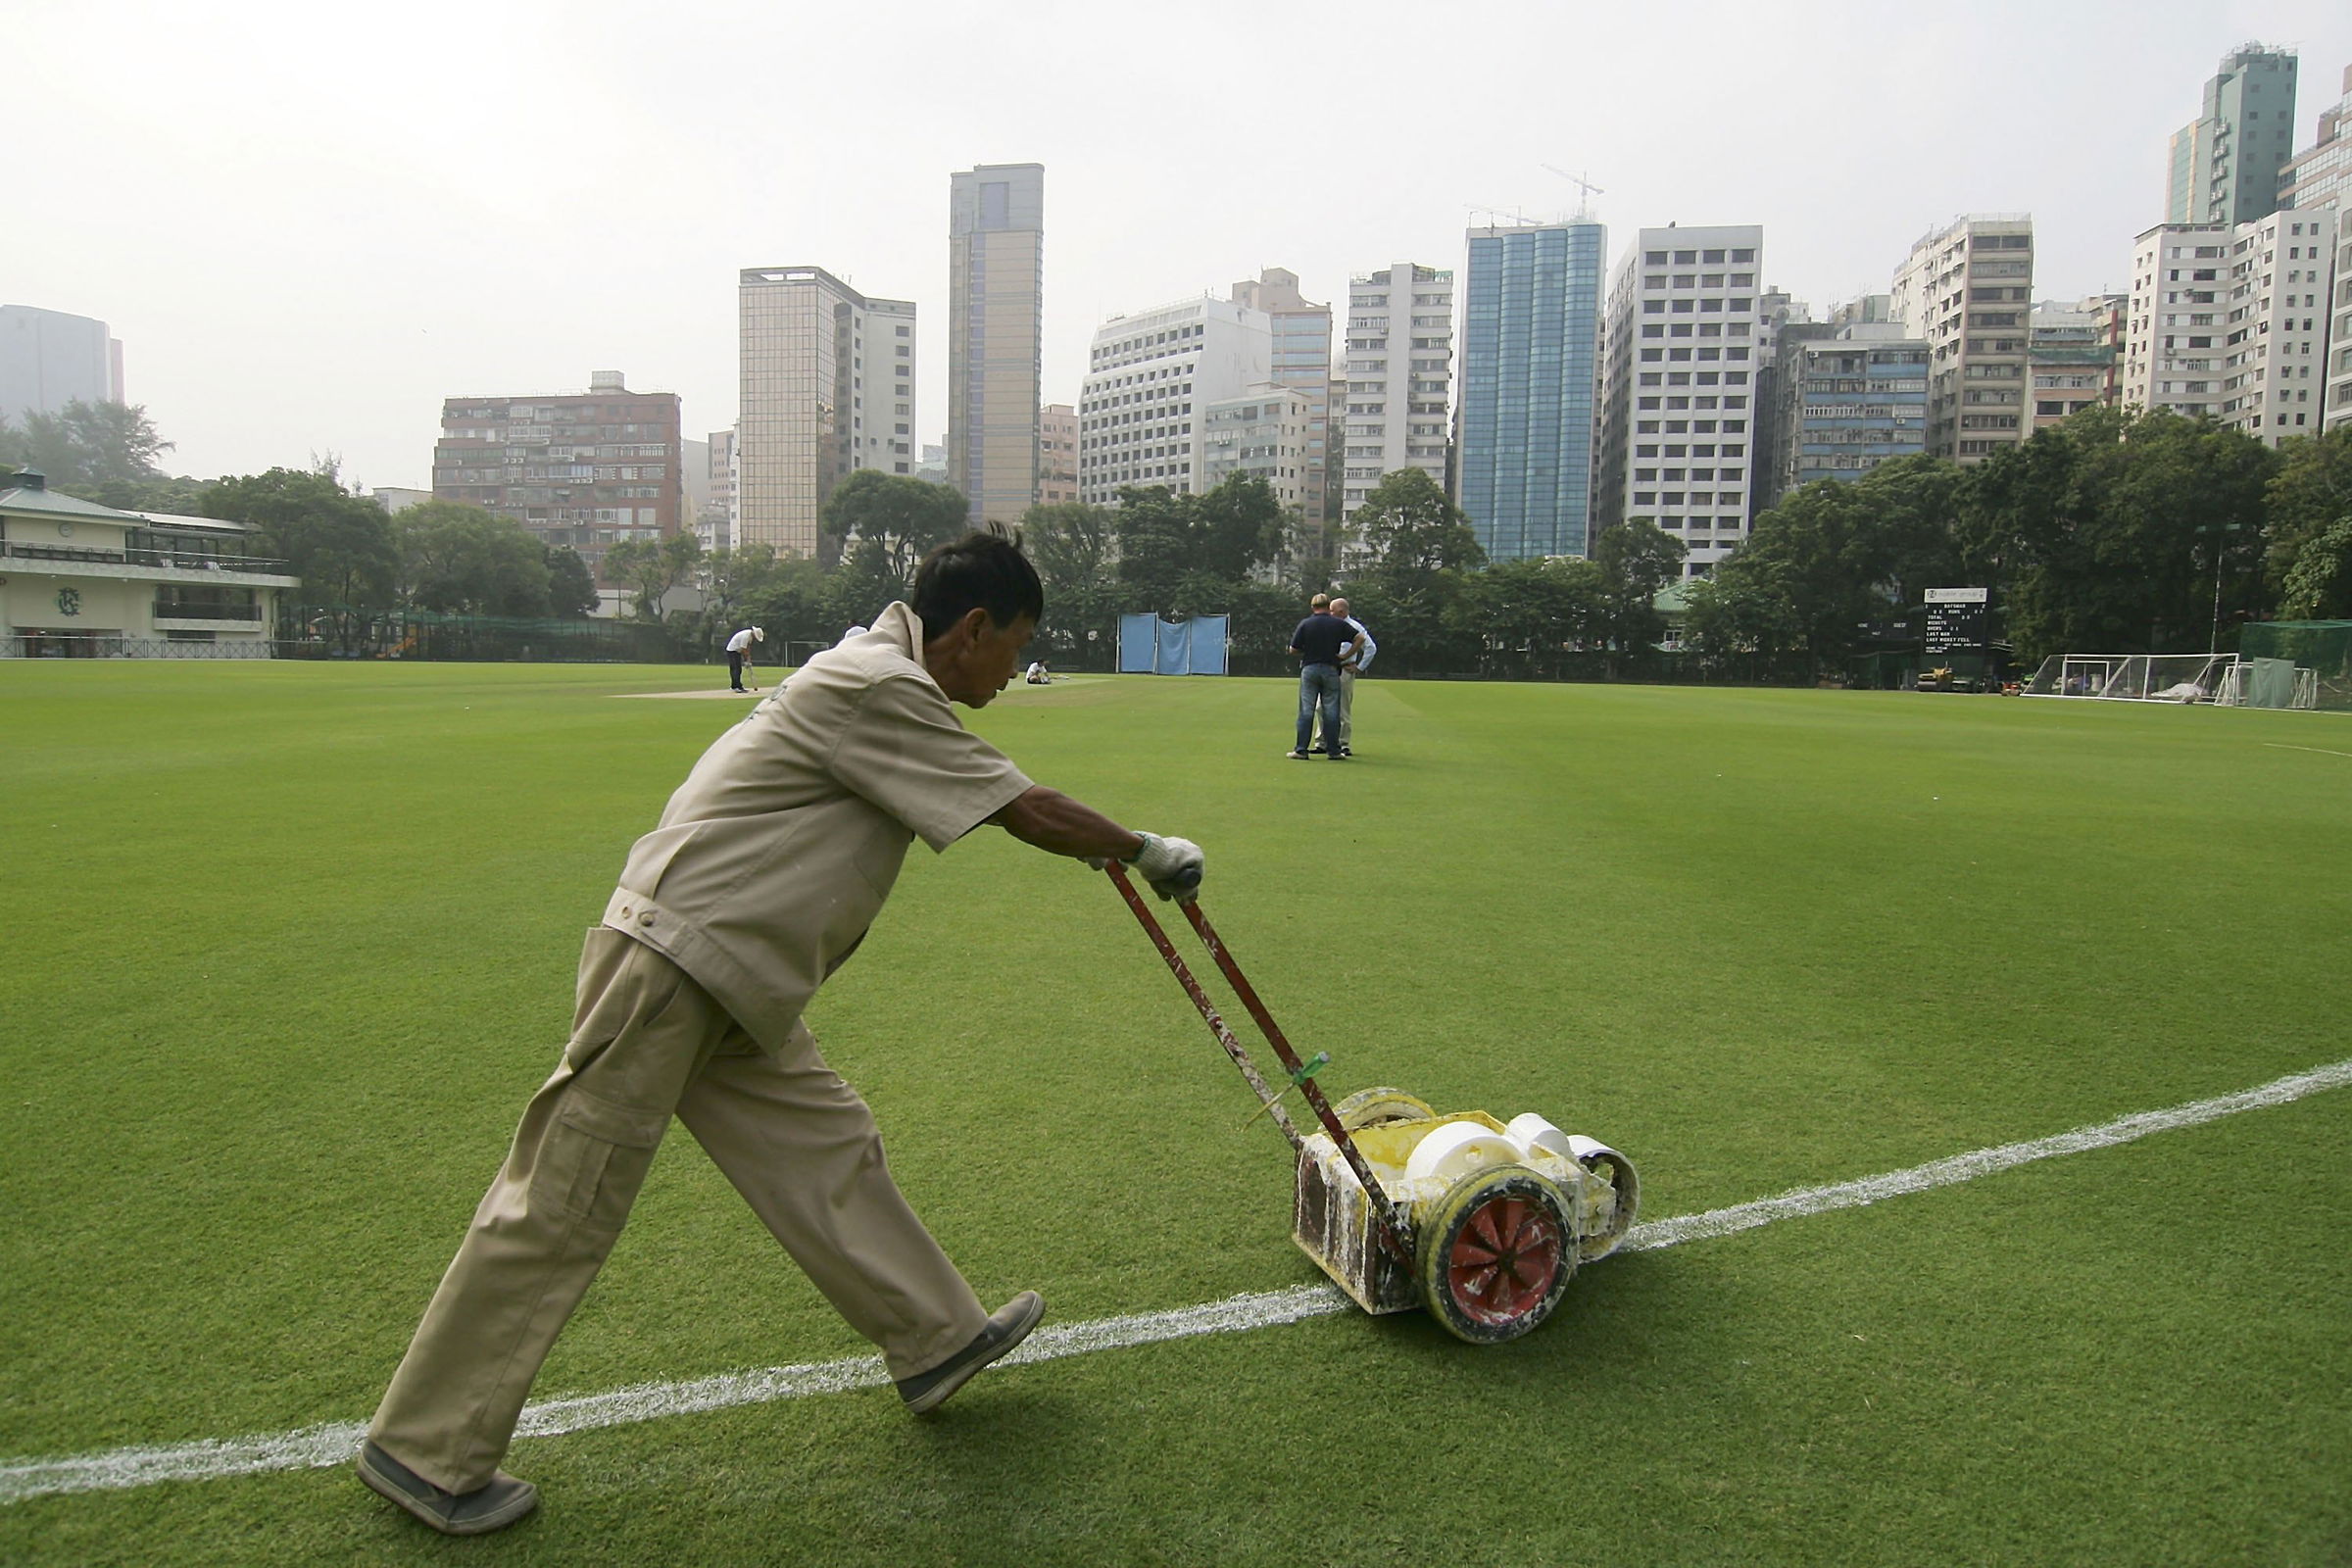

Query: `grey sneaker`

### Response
(358, 1441, 538, 1537)
(896, 1292, 1045, 1414)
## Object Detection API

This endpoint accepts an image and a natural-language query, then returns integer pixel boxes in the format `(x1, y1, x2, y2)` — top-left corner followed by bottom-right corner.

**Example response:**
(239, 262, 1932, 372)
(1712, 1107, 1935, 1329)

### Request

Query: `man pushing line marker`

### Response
(359, 527, 1204, 1536)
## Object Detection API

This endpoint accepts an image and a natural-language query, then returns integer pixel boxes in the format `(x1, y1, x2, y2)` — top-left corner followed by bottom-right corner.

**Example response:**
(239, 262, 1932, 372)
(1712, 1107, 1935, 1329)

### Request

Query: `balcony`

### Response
(2, 540, 299, 587)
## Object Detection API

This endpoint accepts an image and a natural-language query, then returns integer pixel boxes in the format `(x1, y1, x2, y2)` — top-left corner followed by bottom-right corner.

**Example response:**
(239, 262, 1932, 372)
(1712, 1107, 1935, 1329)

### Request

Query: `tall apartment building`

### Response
(1201, 383, 1313, 514)
(1229, 269, 1332, 523)
(2127, 213, 2334, 443)
(1, 305, 122, 423)
(2282, 64, 2352, 215)
(1770, 326, 1930, 497)
(432, 370, 683, 573)
(1077, 298, 1272, 504)
(1889, 215, 2034, 464)
(1037, 404, 1078, 506)
(2167, 44, 2300, 226)
(1339, 264, 1453, 528)
(2027, 297, 2124, 428)
(1457, 220, 1606, 561)
(2126, 223, 2233, 418)
(737, 266, 915, 559)
(948, 163, 1044, 525)
(2331, 220, 2352, 430)
(2220, 208, 2337, 442)
(1595, 224, 1770, 576)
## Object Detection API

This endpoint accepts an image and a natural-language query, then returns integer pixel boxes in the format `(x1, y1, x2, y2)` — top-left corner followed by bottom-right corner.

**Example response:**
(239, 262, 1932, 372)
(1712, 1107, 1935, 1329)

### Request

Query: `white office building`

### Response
(1595, 223, 1770, 576)
(1340, 263, 1453, 526)
(1078, 297, 1271, 505)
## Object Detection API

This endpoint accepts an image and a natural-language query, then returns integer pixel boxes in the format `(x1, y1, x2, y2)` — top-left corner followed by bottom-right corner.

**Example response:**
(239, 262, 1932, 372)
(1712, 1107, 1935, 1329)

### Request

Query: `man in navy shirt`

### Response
(1287, 594, 1360, 760)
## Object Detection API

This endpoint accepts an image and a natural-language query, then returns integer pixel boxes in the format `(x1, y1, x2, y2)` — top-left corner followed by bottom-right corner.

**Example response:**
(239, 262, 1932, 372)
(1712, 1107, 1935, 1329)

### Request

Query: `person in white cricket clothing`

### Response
(725, 625, 763, 692)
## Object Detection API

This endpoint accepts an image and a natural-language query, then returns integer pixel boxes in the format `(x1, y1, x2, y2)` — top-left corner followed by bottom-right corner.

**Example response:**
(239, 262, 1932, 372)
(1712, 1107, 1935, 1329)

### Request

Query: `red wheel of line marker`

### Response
(1449, 1193, 1561, 1325)
(1419, 1166, 1575, 1343)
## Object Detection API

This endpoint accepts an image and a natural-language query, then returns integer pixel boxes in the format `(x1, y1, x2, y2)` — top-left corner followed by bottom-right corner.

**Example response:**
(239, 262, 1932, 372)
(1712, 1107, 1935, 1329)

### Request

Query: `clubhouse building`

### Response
(0, 470, 298, 657)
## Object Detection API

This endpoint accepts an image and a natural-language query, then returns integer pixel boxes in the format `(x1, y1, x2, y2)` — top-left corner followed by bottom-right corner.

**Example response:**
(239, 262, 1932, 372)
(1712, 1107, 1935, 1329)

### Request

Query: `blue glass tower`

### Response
(1458, 221, 1605, 560)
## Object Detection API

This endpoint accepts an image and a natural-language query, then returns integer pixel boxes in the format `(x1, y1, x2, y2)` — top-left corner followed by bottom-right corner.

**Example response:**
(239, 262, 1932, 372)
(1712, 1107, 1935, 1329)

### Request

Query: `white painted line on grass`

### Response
(7, 1055, 2349, 1506)
(2263, 742, 2352, 760)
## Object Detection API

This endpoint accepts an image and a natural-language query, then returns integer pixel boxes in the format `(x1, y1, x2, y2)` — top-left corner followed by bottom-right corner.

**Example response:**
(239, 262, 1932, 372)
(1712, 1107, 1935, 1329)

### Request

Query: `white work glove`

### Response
(1097, 832, 1203, 902)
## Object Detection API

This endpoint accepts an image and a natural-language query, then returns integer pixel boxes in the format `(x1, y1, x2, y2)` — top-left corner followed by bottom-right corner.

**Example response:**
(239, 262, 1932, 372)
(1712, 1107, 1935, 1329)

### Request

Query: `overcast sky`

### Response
(15, 0, 2352, 493)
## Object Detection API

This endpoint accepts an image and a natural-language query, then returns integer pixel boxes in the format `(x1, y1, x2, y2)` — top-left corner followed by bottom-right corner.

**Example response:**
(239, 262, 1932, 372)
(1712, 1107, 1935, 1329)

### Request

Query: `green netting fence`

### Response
(280, 608, 686, 662)
(2239, 621, 2352, 711)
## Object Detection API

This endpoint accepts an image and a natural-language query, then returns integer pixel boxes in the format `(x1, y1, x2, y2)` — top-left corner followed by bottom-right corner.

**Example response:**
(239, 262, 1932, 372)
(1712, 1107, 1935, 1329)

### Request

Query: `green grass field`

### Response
(3, 661, 2348, 1566)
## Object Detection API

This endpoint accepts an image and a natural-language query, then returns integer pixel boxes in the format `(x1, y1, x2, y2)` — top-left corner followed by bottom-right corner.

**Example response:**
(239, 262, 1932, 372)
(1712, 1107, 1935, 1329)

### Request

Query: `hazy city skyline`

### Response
(13, 0, 2351, 495)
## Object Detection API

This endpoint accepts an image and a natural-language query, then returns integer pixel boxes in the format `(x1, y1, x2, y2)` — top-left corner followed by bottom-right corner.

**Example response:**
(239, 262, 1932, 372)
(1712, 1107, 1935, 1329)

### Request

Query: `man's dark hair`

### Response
(911, 525, 1044, 641)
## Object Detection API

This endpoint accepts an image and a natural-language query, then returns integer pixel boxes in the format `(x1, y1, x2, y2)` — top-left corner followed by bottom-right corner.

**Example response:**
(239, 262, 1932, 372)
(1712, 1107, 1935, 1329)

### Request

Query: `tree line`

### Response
(1685, 410, 2352, 682)
(17, 398, 2345, 679)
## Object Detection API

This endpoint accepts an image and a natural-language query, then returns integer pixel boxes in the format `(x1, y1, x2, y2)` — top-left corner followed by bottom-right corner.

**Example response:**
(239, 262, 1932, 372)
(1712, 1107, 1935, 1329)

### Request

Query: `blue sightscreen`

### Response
(1119, 613, 1228, 674)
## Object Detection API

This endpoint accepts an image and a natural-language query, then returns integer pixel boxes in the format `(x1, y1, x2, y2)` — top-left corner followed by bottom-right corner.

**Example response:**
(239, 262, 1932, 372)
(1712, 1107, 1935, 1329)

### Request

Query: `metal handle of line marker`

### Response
(1174, 897, 1416, 1266)
(1105, 862, 1305, 1153)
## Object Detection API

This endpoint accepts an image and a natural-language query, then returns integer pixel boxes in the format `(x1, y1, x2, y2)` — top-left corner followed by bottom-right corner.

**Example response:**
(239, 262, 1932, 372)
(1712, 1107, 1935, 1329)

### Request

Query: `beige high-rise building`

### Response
(948, 164, 1044, 525)
(738, 266, 916, 559)
(1889, 216, 2034, 463)
(1037, 404, 1078, 506)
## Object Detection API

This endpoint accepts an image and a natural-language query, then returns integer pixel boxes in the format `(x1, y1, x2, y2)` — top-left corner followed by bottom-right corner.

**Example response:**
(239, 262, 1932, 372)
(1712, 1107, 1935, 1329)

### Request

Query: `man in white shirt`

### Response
(1328, 598, 1374, 757)
(724, 625, 763, 692)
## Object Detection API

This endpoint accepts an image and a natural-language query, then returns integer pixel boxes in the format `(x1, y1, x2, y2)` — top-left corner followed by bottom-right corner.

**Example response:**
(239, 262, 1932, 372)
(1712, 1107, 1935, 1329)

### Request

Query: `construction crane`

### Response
(1541, 164, 1603, 220)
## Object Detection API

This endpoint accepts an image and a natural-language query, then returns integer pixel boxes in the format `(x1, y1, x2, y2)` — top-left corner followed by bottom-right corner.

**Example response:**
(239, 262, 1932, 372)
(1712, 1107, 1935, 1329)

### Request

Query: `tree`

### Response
(1023, 502, 1121, 668)
(819, 470, 968, 588)
(544, 545, 599, 618)
(0, 400, 173, 489)
(1111, 485, 1196, 614)
(1682, 559, 1810, 681)
(2264, 424, 2352, 588)
(204, 467, 398, 652)
(2279, 516, 2352, 620)
(604, 531, 704, 621)
(1189, 472, 1288, 582)
(391, 501, 554, 616)
(1450, 555, 1603, 678)
(1588, 518, 1688, 672)
(1353, 468, 1485, 574)
(1974, 408, 2277, 659)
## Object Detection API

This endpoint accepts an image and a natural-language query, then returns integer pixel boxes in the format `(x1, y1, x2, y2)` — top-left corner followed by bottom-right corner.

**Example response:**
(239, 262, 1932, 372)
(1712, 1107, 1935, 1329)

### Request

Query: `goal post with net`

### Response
(2021, 653, 2239, 703)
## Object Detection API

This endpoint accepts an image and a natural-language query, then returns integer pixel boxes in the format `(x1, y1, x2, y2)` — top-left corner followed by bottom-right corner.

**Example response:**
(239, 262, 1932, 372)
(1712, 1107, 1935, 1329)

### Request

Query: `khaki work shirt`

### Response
(601, 601, 1034, 1051)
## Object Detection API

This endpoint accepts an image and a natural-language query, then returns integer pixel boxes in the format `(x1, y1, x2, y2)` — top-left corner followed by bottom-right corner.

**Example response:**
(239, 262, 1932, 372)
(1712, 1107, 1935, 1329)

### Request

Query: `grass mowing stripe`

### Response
(5, 1054, 2346, 1508)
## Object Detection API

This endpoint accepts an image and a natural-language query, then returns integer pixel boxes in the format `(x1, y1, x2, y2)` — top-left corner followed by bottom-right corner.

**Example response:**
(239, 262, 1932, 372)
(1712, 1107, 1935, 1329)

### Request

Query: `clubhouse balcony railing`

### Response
(2, 540, 294, 575)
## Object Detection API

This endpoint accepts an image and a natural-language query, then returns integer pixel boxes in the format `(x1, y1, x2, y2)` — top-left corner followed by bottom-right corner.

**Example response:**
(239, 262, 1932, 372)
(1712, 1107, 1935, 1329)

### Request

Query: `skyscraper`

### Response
(2167, 44, 2299, 226)
(738, 266, 916, 558)
(1229, 269, 1332, 524)
(1458, 220, 1606, 562)
(1339, 264, 1453, 529)
(1595, 223, 1769, 575)
(1889, 215, 2034, 464)
(948, 164, 1044, 525)
(1, 305, 123, 424)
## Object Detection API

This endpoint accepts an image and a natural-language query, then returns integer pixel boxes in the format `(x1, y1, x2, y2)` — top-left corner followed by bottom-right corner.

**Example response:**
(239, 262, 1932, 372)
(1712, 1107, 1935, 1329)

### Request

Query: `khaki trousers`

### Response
(369, 929, 988, 1494)
(1336, 667, 1356, 749)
